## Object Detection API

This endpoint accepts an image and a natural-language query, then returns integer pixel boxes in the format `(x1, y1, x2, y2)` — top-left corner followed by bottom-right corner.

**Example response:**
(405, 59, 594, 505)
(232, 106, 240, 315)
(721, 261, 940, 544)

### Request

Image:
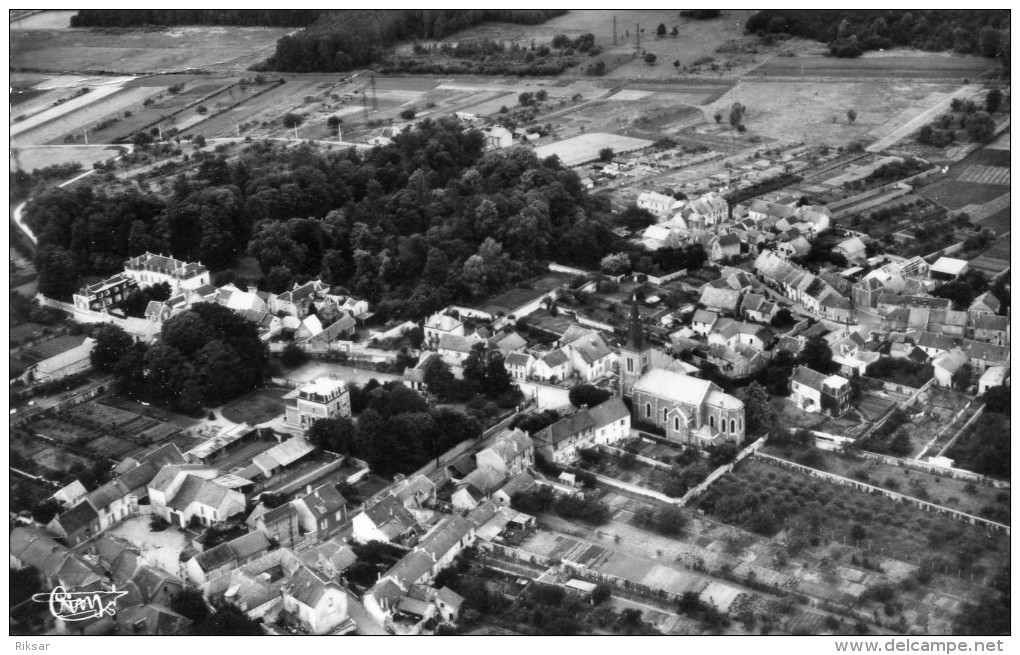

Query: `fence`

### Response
(679, 437, 766, 506)
(934, 404, 985, 460)
(852, 449, 1008, 490)
(753, 452, 1010, 535)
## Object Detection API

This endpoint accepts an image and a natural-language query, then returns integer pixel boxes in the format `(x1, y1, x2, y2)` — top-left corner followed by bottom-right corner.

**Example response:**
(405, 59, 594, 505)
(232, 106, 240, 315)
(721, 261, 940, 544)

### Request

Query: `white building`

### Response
(284, 378, 352, 430)
(123, 252, 210, 292)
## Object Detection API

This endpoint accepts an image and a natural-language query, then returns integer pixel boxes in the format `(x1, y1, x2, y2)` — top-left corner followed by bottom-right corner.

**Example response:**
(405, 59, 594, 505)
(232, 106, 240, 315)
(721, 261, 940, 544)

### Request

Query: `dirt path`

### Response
(866, 85, 979, 153)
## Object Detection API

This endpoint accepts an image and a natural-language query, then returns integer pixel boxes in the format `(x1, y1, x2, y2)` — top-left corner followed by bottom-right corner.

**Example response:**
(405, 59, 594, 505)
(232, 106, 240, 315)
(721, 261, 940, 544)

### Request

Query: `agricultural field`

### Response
(10, 24, 297, 75)
(919, 133, 1011, 235)
(699, 80, 966, 148)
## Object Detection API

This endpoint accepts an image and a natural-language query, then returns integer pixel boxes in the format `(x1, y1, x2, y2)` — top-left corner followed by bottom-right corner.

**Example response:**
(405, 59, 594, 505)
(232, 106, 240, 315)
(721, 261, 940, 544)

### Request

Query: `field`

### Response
(918, 134, 1011, 236)
(11, 145, 123, 173)
(220, 387, 289, 425)
(10, 10, 78, 30)
(700, 80, 963, 147)
(10, 25, 297, 75)
(756, 51, 998, 80)
(533, 132, 653, 166)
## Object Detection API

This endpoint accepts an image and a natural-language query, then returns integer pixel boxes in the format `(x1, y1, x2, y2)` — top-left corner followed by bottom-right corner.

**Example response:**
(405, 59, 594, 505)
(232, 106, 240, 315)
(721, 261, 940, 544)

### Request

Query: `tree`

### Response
(569, 384, 612, 408)
(308, 417, 358, 455)
(656, 23, 667, 37)
(600, 252, 631, 275)
(617, 204, 656, 230)
(282, 113, 303, 128)
(714, 111, 723, 123)
(399, 108, 416, 120)
(739, 381, 775, 436)
(985, 88, 1003, 113)
(326, 115, 341, 129)
(280, 342, 308, 368)
(598, 147, 615, 162)
(171, 589, 210, 625)
(35, 245, 78, 300)
(591, 584, 612, 605)
(535, 89, 548, 101)
(977, 26, 1001, 58)
(729, 102, 746, 129)
(846, 109, 857, 124)
(518, 92, 535, 106)
(951, 363, 973, 391)
(982, 385, 1009, 414)
(965, 112, 995, 143)
(644, 53, 657, 65)
(799, 337, 835, 373)
(90, 324, 135, 372)
(192, 135, 206, 147)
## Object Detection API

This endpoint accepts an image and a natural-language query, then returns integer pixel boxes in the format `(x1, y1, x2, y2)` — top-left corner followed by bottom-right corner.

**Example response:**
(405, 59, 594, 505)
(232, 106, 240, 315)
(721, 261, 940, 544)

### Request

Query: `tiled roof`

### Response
(634, 369, 714, 407)
(298, 484, 347, 521)
(168, 475, 231, 512)
(54, 499, 100, 535)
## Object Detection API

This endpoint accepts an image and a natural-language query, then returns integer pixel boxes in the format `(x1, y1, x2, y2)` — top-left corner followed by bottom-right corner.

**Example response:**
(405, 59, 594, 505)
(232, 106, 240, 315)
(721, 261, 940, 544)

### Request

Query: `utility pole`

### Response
(83, 128, 88, 145)
(370, 75, 378, 111)
(635, 23, 640, 52)
(613, 15, 618, 46)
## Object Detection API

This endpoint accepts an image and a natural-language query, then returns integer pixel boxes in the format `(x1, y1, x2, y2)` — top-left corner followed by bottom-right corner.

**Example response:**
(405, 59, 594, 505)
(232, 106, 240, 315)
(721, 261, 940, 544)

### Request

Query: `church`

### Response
(619, 297, 745, 447)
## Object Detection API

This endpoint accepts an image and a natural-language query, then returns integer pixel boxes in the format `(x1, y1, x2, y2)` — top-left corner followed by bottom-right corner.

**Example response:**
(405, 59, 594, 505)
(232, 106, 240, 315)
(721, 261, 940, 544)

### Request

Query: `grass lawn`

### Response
(220, 387, 288, 424)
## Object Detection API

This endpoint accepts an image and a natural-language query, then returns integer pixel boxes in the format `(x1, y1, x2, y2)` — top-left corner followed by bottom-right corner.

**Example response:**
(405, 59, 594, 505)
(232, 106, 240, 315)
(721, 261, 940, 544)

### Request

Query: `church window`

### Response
(626, 358, 634, 373)
(674, 417, 680, 431)
(731, 420, 736, 433)
(663, 407, 668, 422)
(709, 416, 715, 428)
(645, 403, 651, 418)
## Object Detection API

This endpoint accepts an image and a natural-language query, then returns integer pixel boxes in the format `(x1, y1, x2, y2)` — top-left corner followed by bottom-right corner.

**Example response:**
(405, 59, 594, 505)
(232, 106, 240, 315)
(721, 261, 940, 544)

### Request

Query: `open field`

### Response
(220, 387, 289, 425)
(11, 145, 124, 173)
(10, 25, 296, 74)
(701, 80, 963, 147)
(756, 51, 998, 80)
(533, 132, 653, 166)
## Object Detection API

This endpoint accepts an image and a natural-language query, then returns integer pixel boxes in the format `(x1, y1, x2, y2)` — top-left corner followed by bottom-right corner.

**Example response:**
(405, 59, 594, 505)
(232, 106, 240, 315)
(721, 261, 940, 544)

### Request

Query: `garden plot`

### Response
(533, 132, 652, 166)
(11, 145, 123, 173)
(32, 446, 91, 472)
(86, 435, 137, 459)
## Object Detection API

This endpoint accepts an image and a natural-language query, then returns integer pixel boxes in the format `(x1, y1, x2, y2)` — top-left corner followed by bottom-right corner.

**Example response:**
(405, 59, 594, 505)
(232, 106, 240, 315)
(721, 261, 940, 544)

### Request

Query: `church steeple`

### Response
(625, 294, 644, 351)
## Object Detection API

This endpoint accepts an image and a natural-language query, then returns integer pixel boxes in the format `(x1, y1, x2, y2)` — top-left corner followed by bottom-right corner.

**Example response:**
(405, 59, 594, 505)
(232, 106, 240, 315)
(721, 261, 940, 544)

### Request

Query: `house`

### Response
(306, 314, 357, 348)
(739, 293, 777, 324)
(29, 336, 95, 383)
(482, 126, 513, 149)
(124, 251, 211, 292)
(978, 366, 1009, 394)
(390, 475, 437, 522)
(272, 280, 330, 318)
(915, 331, 957, 359)
(83, 461, 159, 532)
(709, 321, 774, 352)
(282, 565, 353, 635)
(834, 237, 867, 262)
(691, 309, 718, 337)
(669, 191, 729, 230)
(504, 352, 533, 380)
(492, 331, 528, 355)
(292, 483, 350, 543)
(72, 274, 138, 312)
(968, 292, 1001, 321)
(284, 378, 351, 430)
(852, 277, 886, 310)
(532, 348, 571, 382)
(929, 257, 969, 281)
(970, 314, 1009, 346)
(747, 198, 797, 222)
(247, 502, 303, 548)
(437, 333, 477, 366)
(423, 310, 465, 348)
(352, 496, 419, 545)
(710, 233, 742, 262)
(964, 341, 1010, 374)
(47, 499, 102, 546)
(789, 366, 851, 417)
(929, 309, 968, 338)
(11, 527, 103, 592)
(435, 587, 465, 623)
(148, 466, 246, 529)
(561, 328, 616, 381)
(632, 369, 745, 447)
(451, 467, 505, 511)
(249, 437, 317, 479)
(637, 191, 680, 216)
(532, 397, 631, 464)
(475, 430, 534, 477)
(932, 349, 970, 388)
(699, 287, 741, 316)
(777, 235, 812, 259)
(641, 224, 680, 250)
(186, 531, 273, 585)
(706, 343, 765, 379)
(492, 472, 536, 507)
(51, 480, 88, 509)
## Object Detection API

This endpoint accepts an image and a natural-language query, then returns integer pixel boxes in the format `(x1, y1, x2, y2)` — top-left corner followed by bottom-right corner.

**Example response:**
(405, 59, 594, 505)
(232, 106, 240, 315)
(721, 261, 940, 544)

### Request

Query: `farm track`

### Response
(866, 86, 980, 153)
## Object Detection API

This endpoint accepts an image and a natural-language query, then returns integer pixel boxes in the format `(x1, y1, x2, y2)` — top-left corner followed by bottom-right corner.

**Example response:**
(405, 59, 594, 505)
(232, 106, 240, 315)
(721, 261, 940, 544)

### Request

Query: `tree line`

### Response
(261, 10, 566, 73)
(71, 9, 324, 27)
(745, 10, 1009, 64)
(28, 119, 625, 322)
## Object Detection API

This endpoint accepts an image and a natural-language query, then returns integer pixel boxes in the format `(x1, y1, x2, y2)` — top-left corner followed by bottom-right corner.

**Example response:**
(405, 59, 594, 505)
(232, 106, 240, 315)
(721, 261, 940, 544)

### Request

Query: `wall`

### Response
(679, 437, 765, 506)
(754, 452, 1009, 535)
